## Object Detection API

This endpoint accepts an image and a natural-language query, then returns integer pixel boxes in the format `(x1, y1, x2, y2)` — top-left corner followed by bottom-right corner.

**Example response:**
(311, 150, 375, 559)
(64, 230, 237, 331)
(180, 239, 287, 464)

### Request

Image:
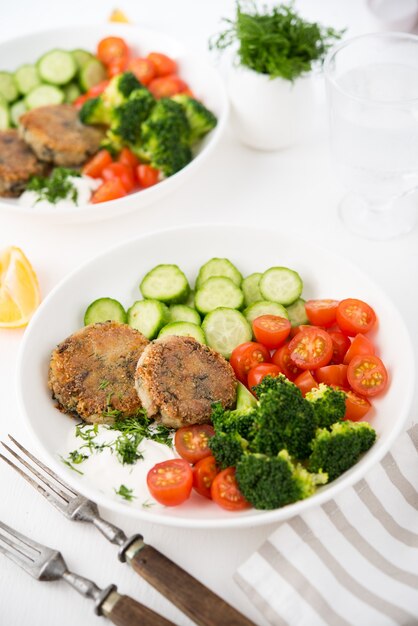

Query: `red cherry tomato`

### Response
(148, 75, 188, 98)
(147, 459, 193, 506)
(174, 424, 215, 464)
(343, 333, 376, 365)
(136, 164, 160, 188)
(128, 57, 156, 85)
(252, 315, 291, 349)
(73, 93, 90, 109)
(247, 363, 281, 391)
(91, 179, 127, 203)
(289, 324, 311, 339)
(271, 343, 303, 381)
(147, 52, 177, 76)
(87, 80, 110, 97)
(230, 342, 271, 384)
(344, 390, 372, 421)
(347, 354, 388, 397)
(107, 56, 129, 77)
(102, 162, 136, 192)
(315, 364, 349, 387)
(97, 36, 130, 66)
(288, 327, 333, 370)
(193, 455, 218, 499)
(328, 331, 351, 364)
(305, 299, 339, 327)
(210, 467, 251, 511)
(294, 370, 318, 396)
(336, 299, 377, 336)
(118, 147, 139, 169)
(82, 149, 113, 178)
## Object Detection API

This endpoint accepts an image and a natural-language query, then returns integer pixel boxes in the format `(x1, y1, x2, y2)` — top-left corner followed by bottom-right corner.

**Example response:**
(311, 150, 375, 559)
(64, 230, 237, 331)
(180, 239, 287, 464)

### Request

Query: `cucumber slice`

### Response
(244, 300, 289, 325)
(242, 272, 263, 306)
(10, 99, 27, 126)
(63, 82, 81, 103)
(195, 277, 244, 316)
(127, 299, 168, 339)
(185, 290, 195, 308)
(25, 85, 64, 110)
(71, 49, 94, 70)
(158, 321, 206, 344)
(195, 258, 242, 290)
(140, 264, 190, 305)
(236, 381, 258, 410)
(260, 266, 303, 306)
(0, 99, 10, 130)
(79, 59, 107, 92)
(168, 304, 201, 325)
(0, 72, 18, 103)
(202, 308, 252, 359)
(286, 297, 309, 327)
(14, 65, 41, 96)
(37, 49, 77, 85)
(84, 297, 127, 325)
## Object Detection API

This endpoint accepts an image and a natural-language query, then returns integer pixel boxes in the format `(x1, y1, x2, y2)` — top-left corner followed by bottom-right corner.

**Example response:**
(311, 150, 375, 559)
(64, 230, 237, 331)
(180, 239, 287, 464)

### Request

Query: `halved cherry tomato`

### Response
(247, 363, 281, 391)
(174, 424, 215, 464)
(230, 341, 270, 384)
(73, 93, 90, 109)
(294, 370, 318, 396)
(288, 327, 333, 370)
(210, 467, 251, 511)
(328, 331, 351, 364)
(107, 56, 129, 77)
(147, 458, 193, 506)
(343, 333, 375, 365)
(87, 80, 110, 97)
(91, 179, 127, 203)
(97, 36, 130, 66)
(136, 164, 160, 188)
(252, 315, 291, 349)
(271, 343, 303, 381)
(347, 354, 388, 397)
(148, 75, 188, 98)
(82, 149, 113, 178)
(147, 52, 177, 76)
(336, 298, 377, 336)
(128, 57, 156, 85)
(102, 162, 135, 192)
(118, 147, 139, 169)
(289, 324, 311, 339)
(193, 455, 218, 499)
(344, 390, 372, 421)
(315, 364, 348, 387)
(305, 299, 339, 327)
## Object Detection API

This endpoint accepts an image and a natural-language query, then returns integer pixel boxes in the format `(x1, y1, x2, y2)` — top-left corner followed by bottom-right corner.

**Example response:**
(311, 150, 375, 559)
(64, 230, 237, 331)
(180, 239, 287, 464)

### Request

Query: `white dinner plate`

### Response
(17, 224, 415, 528)
(0, 24, 228, 223)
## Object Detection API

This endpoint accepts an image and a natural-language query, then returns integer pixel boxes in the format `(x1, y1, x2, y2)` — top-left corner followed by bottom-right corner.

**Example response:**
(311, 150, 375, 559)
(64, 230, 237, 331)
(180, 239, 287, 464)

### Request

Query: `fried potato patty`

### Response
(135, 335, 237, 429)
(48, 322, 149, 424)
(19, 104, 104, 167)
(0, 130, 46, 197)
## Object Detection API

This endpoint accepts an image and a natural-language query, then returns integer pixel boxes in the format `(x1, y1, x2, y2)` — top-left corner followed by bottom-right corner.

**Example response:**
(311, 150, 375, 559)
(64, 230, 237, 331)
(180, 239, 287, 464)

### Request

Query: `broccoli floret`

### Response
(79, 96, 112, 126)
(171, 94, 217, 143)
(110, 89, 156, 144)
(309, 421, 376, 481)
(305, 383, 346, 429)
(102, 72, 143, 108)
(236, 450, 327, 510)
(251, 375, 316, 459)
(211, 402, 256, 440)
(209, 431, 248, 469)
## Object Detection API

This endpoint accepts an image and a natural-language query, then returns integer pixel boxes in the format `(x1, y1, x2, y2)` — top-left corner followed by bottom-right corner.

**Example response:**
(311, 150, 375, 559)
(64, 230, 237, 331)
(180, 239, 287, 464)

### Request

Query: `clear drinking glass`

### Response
(324, 32, 418, 239)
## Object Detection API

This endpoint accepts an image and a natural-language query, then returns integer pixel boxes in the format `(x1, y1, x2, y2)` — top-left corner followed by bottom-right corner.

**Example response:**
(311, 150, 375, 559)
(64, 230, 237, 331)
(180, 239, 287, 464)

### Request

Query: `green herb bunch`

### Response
(27, 167, 81, 205)
(210, 2, 343, 81)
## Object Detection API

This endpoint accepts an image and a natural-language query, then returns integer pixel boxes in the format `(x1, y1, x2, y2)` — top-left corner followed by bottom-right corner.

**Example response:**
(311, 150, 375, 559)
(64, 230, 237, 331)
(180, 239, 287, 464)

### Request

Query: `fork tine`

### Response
(0, 519, 43, 574)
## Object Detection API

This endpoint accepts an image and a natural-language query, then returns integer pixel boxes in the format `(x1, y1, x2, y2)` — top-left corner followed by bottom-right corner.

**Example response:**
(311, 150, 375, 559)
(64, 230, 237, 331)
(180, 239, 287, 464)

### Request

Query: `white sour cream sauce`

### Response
(18, 175, 101, 209)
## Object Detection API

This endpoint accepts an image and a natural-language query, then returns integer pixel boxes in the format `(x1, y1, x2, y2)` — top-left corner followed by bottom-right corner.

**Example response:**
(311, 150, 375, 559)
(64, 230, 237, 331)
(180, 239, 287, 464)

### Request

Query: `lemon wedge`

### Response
(109, 9, 130, 23)
(0, 246, 41, 328)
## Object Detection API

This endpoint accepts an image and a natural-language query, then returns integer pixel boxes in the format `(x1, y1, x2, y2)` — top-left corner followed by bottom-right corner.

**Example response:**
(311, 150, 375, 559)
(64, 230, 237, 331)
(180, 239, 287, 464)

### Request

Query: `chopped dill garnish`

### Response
(141, 499, 156, 509)
(114, 484, 136, 501)
(27, 167, 81, 205)
(98, 379, 111, 390)
(67, 450, 89, 464)
(59, 455, 84, 475)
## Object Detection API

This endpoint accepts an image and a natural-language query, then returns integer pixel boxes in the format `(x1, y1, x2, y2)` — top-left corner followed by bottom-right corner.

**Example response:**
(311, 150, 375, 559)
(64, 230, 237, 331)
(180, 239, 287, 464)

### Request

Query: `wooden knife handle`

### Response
(129, 543, 255, 626)
(101, 591, 175, 626)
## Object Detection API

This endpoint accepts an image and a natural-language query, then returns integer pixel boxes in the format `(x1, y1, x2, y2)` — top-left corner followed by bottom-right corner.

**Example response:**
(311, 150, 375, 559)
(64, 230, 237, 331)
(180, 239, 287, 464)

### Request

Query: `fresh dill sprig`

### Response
(59, 455, 84, 475)
(98, 379, 111, 390)
(27, 167, 81, 205)
(114, 484, 136, 501)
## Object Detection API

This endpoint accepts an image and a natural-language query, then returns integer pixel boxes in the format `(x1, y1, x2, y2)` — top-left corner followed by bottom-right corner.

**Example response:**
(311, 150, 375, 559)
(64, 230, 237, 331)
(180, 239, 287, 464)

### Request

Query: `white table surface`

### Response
(0, 1, 417, 625)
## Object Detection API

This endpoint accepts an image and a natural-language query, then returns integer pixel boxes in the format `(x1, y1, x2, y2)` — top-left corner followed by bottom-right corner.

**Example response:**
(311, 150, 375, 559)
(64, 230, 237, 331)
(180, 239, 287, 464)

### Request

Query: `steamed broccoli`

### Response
(251, 375, 316, 459)
(110, 89, 156, 145)
(102, 72, 143, 107)
(79, 96, 112, 126)
(171, 94, 217, 143)
(209, 431, 248, 469)
(211, 402, 256, 440)
(305, 383, 346, 429)
(309, 421, 376, 481)
(236, 450, 327, 509)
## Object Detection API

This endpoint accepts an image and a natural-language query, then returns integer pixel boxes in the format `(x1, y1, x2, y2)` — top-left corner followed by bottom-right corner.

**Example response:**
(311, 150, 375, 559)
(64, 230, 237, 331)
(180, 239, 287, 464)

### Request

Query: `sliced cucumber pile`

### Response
(82, 257, 305, 356)
(0, 47, 106, 126)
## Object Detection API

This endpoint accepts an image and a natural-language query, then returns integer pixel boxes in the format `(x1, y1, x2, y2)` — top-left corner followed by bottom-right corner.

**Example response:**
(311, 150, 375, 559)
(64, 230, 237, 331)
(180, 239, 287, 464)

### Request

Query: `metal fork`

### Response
(1, 435, 255, 626)
(0, 517, 175, 626)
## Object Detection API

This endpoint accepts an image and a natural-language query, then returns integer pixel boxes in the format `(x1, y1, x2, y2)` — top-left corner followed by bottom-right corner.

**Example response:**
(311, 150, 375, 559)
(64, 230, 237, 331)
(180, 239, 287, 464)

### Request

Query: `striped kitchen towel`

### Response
(235, 423, 418, 626)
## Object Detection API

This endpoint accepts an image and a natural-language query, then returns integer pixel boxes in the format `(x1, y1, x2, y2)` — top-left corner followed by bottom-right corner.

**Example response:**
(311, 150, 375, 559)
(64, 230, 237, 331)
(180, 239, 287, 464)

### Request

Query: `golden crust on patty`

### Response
(19, 104, 105, 167)
(48, 321, 149, 424)
(0, 130, 46, 197)
(135, 335, 237, 429)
